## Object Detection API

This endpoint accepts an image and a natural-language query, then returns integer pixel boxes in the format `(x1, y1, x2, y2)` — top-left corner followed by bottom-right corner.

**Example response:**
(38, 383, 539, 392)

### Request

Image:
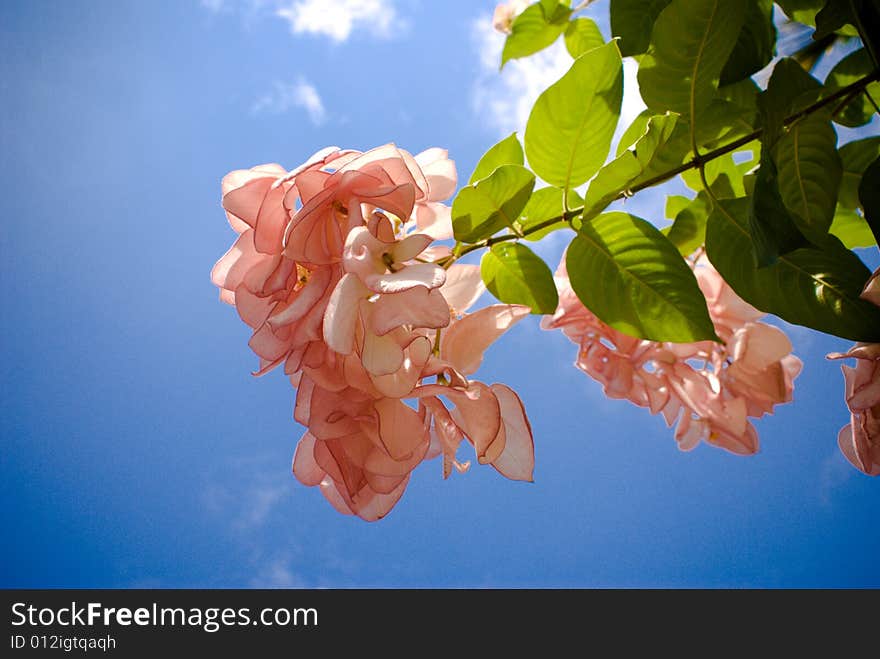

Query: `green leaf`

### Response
(719, 0, 776, 86)
(757, 58, 822, 148)
(680, 149, 757, 195)
(469, 133, 524, 184)
(705, 197, 880, 341)
(638, 0, 745, 119)
(564, 17, 605, 58)
(825, 48, 880, 127)
(664, 191, 711, 255)
(748, 155, 811, 266)
(566, 212, 718, 342)
(814, 0, 858, 40)
(452, 165, 535, 243)
(773, 112, 842, 240)
(582, 113, 680, 219)
(839, 136, 880, 209)
(775, 0, 826, 26)
(609, 0, 671, 56)
(665, 195, 692, 220)
(501, 2, 571, 68)
(829, 205, 877, 248)
(718, 78, 760, 119)
(519, 186, 580, 241)
(858, 155, 880, 245)
(525, 41, 623, 188)
(480, 243, 559, 314)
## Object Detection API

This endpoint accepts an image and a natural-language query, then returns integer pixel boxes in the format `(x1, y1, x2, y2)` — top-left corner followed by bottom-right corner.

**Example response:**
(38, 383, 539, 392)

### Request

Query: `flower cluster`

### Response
(827, 269, 880, 476)
(542, 255, 802, 454)
(212, 145, 534, 520)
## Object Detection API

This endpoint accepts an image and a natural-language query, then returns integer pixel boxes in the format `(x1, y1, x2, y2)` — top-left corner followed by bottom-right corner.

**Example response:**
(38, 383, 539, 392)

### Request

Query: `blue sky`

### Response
(2, 0, 878, 588)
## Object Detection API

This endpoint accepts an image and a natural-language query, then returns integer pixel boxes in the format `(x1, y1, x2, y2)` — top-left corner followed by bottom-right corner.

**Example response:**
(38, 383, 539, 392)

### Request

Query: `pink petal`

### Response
(322, 273, 367, 355)
(361, 326, 405, 376)
(233, 285, 276, 329)
(860, 268, 880, 306)
(415, 202, 454, 240)
(447, 383, 504, 464)
(390, 233, 433, 263)
(371, 287, 451, 336)
(319, 477, 355, 516)
(222, 167, 282, 231)
(489, 383, 534, 482)
(415, 148, 457, 201)
(364, 262, 447, 294)
(729, 322, 793, 372)
(253, 183, 290, 255)
(440, 264, 486, 315)
(370, 335, 432, 399)
(292, 432, 325, 486)
(269, 266, 333, 327)
(441, 304, 531, 375)
(351, 476, 410, 522)
(374, 398, 429, 460)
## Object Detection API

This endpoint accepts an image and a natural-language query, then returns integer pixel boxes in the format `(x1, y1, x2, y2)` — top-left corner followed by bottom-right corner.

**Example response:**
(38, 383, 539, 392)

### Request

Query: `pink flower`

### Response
(542, 255, 801, 455)
(493, 0, 529, 34)
(827, 269, 880, 476)
(215, 143, 534, 520)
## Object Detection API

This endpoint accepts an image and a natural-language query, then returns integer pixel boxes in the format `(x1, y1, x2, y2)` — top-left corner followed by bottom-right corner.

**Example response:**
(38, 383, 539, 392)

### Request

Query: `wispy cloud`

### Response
(276, 0, 402, 42)
(470, 13, 646, 149)
(251, 78, 327, 124)
(200, 0, 403, 42)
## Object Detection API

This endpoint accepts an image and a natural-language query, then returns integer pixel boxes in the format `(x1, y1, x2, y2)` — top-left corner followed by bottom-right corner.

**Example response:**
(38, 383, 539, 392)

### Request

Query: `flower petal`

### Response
(364, 263, 447, 294)
(323, 273, 367, 355)
(292, 432, 325, 486)
(440, 264, 486, 315)
(441, 304, 530, 375)
(489, 383, 535, 482)
(374, 398, 429, 460)
(371, 287, 451, 336)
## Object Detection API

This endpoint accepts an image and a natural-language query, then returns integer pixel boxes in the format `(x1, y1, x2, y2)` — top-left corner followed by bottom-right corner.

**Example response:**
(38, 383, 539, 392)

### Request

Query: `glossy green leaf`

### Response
(839, 136, 880, 209)
(664, 191, 711, 256)
(665, 195, 692, 220)
(566, 212, 718, 342)
(814, 0, 858, 40)
(680, 149, 758, 195)
(825, 48, 880, 128)
(775, 0, 825, 25)
(719, 0, 776, 86)
(774, 112, 842, 240)
(829, 205, 877, 248)
(452, 165, 535, 243)
(638, 0, 745, 118)
(718, 78, 760, 122)
(582, 113, 679, 219)
(858, 155, 880, 245)
(525, 41, 623, 188)
(757, 58, 822, 148)
(705, 197, 880, 341)
(609, 0, 671, 56)
(564, 17, 604, 58)
(469, 133, 524, 184)
(519, 187, 581, 241)
(481, 243, 559, 314)
(748, 155, 811, 266)
(501, 2, 571, 68)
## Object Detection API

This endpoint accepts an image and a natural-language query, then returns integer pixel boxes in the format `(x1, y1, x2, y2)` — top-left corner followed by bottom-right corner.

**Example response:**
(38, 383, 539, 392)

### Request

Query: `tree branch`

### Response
(444, 69, 880, 266)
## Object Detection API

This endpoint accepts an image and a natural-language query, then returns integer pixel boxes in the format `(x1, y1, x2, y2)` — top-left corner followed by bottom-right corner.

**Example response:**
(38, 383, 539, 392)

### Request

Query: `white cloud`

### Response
(275, 0, 401, 42)
(251, 78, 327, 125)
(470, 14, 646, 149)
(200, 0, 228, 11)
